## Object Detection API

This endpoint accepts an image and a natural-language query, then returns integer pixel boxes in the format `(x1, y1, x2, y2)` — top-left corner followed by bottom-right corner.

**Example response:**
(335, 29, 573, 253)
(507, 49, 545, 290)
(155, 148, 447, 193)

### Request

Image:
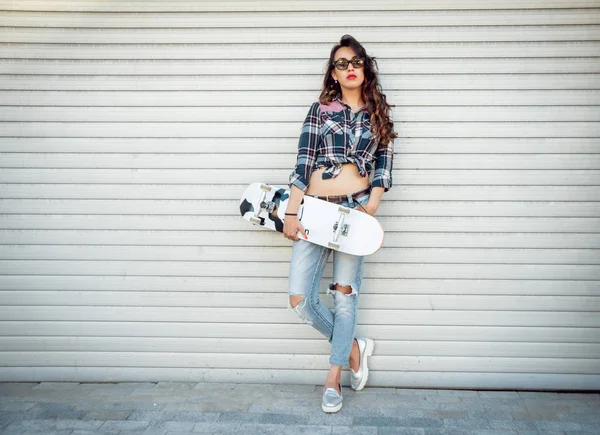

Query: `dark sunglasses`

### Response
(332, 57, 365, 70)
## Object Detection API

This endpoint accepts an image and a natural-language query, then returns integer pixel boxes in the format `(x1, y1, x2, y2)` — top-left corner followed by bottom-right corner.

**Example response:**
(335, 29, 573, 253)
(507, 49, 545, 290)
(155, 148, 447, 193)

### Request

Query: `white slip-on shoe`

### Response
(321, 383, 343, 413)
(350, 337, 374, 391)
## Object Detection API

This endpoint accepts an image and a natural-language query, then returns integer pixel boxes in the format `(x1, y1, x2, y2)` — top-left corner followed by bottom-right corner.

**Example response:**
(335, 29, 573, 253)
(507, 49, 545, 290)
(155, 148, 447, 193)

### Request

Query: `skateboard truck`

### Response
(250, 184, 272, 225)
(328, 206, 350, 250)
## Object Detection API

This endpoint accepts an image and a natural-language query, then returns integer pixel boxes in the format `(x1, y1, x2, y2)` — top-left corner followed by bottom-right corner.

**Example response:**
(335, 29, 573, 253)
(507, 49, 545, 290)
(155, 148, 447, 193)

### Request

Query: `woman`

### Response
(283, 34, 397, 413)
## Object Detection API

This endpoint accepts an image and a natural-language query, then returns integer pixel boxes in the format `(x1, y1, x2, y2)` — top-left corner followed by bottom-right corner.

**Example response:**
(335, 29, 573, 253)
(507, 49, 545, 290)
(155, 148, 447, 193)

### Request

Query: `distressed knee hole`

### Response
(327, 282, 358, 296)
(289, 295, 305, 309)
(288, 296, 313, 325)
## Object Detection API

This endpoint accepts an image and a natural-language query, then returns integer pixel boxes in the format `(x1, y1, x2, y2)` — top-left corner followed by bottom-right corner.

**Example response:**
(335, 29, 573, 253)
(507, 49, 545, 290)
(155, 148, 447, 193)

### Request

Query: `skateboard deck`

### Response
(240, 182, 384, 256)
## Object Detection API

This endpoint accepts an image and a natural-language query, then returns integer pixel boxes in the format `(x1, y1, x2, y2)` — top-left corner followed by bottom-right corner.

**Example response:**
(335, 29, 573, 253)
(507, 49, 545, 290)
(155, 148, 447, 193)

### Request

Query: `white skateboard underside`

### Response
(240, 182, 384, 256)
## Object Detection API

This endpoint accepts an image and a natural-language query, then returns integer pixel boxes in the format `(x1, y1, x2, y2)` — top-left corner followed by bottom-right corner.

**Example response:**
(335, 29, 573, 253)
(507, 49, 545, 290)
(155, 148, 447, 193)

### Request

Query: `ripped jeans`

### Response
(287, 191, 369, 366)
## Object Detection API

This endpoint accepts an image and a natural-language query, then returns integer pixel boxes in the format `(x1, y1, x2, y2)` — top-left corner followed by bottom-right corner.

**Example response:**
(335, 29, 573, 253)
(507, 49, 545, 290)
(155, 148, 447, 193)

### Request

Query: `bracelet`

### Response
(284, 213, 297, 216)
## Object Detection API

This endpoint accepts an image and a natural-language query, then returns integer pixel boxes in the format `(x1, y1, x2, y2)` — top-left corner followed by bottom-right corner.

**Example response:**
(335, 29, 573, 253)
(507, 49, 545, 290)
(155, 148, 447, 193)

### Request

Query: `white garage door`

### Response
(0, 0, 599, 390)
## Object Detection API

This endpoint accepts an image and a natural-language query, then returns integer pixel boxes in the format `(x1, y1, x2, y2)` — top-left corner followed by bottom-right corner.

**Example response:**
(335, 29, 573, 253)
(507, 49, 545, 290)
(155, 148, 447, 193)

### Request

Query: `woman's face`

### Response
(331, 46, 365, 92)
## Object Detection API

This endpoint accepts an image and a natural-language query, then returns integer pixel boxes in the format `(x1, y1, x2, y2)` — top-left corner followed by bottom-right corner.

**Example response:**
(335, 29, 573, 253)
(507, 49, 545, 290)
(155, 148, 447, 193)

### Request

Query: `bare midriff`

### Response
(305, 163, 370, 196)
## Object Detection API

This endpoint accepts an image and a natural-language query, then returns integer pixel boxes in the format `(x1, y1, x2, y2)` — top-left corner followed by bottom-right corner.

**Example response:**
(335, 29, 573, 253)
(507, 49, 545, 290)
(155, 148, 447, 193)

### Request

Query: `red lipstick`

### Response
(347, 74, 356, 79)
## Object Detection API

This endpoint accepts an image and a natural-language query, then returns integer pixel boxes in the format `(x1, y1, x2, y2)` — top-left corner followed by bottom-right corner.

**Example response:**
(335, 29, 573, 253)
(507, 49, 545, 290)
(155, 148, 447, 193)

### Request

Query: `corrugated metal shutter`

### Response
(0, 0, 599, 390)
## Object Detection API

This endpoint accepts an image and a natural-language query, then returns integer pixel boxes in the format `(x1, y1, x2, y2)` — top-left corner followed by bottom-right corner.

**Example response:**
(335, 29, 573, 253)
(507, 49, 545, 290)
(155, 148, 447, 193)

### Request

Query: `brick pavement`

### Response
(1, 381, 599, 434)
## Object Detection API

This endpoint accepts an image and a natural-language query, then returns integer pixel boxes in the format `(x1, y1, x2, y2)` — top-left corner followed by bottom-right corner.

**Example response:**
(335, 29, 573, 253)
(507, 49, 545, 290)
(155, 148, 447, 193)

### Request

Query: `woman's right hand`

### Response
(283, 215, 308, 241)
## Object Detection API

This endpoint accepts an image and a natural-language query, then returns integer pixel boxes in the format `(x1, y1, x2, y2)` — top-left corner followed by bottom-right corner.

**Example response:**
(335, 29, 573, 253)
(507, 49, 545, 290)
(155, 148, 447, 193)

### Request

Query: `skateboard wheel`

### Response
(328, 242, 340, 250)
(338, 206, 350, 214)
(249, 217, 262, 225)
(260, 184, 272, 192)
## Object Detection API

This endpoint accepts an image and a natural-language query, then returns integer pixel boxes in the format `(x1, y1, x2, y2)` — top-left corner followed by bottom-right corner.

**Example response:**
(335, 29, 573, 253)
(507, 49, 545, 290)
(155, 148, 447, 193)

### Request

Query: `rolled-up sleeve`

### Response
(371, 139, 394, 192)
(289, 102, 321, 192)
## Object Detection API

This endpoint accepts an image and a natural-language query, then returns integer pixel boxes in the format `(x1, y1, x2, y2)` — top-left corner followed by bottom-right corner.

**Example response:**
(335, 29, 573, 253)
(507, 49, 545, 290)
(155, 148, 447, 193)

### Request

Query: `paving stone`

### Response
(2, 419, 62, 432)
(489, 419, 537, 431)
(28, 403, 87, 420)
(378, 428, 426, 435)
(161, 401, 250, 412)
(436, 390, 479, 397)
(579, 422, 600, 432)
(355, 387, 397, 395)
(467, 431, 518, 435)
(558, 412, 600, 423)
(331, 426, 378, 434)
(376, 394, 415, 407)
(100, 419, 151, 431)
(139, 419, 196, 432)
(0, 401, 36, 411)
(192, 421, 241, 433)
(2, 430, 72, 435)
(54, 419, 105, 430)
(119, 431, 167, 435)
(259, 412, 311, 424)
(127, 410, 219, 422)
(534, 420, 582, 431)
(468, 410, 513, 420)
(71, 430, 120, 435)
(397, 389, 438, 396)
(0, 383, 38, 394)
(193, 382, 238, 392)
(396, 417, 445, 428)
(80, 382, 141, 392)
(423, 430, 472, 435)
(423, 410, 467, 419)
(77, 401, 156, 411)
(517, 432, 565, 435)
(0, 413, 15, 430)
(426, 395, 462, 404)
(3, 419, 103, 433)
(33, 382, 81, 390)
(237, 422, 332, 434)
(86, 387, 138, 397)
(156, 381, 197, 389)
(443, 418, 492, 429)
(559, 393, 600, 400)
(380, 408, 427, 418)
(236, 383, 316, 395)
(306, 411, 353, 426)
(0, 410, 44, 428)
(351, 416, 443, 428)
(438, 403, 489, 413)
(352, 416, 400, 427)
(523, 402, 575, 420)
(389, 399, 441, 411)
(82, 409, 132, 420)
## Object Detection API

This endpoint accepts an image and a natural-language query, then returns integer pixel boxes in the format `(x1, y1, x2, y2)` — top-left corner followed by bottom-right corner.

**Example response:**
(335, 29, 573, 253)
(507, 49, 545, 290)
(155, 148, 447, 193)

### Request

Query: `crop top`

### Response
(288, 95, 394, 193)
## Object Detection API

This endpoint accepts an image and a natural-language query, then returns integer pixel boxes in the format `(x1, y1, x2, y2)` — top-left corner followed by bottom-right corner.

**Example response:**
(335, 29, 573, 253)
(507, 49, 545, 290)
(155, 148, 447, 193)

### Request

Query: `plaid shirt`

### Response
(289, 95, 394, 193)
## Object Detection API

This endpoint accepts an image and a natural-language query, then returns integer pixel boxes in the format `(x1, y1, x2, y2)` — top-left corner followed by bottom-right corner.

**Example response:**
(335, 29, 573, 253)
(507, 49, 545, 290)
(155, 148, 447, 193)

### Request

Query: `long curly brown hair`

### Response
(319, 34, 398, 149)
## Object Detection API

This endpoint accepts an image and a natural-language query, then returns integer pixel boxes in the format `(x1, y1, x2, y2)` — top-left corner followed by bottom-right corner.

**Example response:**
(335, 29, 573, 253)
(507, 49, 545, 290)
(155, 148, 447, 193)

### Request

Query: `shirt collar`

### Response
(333, 94, 368, 114)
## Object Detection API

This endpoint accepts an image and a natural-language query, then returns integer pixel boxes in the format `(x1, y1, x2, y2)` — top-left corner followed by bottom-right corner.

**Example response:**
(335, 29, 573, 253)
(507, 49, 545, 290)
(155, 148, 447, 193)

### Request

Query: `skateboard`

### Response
(239, 182, 384, 256)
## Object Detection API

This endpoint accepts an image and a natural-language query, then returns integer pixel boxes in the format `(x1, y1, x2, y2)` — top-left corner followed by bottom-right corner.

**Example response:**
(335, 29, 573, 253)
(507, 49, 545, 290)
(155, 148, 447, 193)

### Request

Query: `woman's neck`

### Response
(340, 89, 365, 111)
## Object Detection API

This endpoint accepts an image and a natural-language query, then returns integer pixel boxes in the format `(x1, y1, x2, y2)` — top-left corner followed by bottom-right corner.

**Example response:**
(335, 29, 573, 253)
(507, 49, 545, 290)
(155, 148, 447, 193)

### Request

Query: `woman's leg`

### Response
(288, 238, 335, 341)
(323, 192, 370, 391)
(327, 250, 365, 366)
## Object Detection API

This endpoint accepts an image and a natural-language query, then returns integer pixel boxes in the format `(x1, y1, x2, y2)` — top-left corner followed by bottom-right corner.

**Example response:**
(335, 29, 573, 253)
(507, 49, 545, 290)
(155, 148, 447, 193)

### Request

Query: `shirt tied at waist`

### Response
(319, 155, 370, 180)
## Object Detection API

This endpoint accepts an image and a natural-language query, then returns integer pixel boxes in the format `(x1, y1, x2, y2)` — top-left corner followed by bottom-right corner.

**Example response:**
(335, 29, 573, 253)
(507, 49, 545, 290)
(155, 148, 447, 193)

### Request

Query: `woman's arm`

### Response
(365, 140, 394, 214)
(283, 185, 308, 241)
(284, 102, 321, 240)
(288, 102, 322, 194)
